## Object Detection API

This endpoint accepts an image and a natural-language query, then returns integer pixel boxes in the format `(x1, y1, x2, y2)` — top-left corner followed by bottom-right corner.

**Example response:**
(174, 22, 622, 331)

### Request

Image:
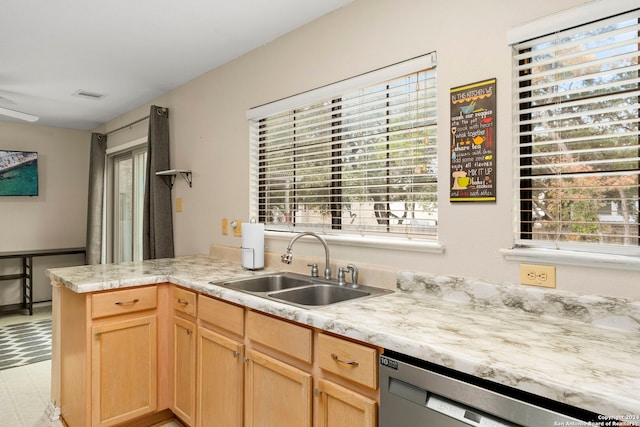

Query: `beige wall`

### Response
(0, 121, 89, 302)
(95, 0, 639, 299)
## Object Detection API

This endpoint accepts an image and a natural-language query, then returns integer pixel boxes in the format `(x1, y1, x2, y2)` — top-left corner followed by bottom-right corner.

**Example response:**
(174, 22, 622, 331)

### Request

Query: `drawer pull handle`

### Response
(232, 351, 240, 358)
(115, 298, 139, 306)
(177, 298, 189, 305)
(331, 353, 359, 367)
(187, 329, 193, 335)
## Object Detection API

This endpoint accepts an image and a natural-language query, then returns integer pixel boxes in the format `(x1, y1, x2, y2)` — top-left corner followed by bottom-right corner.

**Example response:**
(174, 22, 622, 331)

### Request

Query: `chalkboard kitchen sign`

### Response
(450, 78, 496, 202)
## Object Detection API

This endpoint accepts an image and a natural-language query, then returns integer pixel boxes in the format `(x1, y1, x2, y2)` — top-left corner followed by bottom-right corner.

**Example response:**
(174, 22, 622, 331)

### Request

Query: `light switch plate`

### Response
(221, 218, 229, 235)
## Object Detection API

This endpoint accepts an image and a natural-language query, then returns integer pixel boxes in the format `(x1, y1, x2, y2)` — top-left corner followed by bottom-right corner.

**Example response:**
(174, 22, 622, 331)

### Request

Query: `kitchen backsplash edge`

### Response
(210, 244, 639, 333)
(398, 271, 640, 333)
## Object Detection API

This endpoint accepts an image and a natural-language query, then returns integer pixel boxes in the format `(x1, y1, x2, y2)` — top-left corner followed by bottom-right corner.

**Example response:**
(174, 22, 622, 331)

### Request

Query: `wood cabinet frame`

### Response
(53, 284, 379, 427)
(54, 284, 171, 427)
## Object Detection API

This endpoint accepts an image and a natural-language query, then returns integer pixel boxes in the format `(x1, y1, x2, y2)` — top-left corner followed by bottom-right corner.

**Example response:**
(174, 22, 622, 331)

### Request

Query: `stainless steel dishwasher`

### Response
(379, 350, 600, 427)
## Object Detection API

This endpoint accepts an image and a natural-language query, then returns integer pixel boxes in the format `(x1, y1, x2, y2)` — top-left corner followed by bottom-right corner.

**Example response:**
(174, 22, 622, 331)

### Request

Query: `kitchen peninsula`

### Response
(46, 254, 640, 426)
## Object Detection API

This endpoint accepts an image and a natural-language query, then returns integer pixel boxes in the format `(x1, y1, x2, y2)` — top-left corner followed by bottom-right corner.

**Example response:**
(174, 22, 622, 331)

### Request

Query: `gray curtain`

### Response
(143, 105, 174, 259)
(86, 132, 107, 264)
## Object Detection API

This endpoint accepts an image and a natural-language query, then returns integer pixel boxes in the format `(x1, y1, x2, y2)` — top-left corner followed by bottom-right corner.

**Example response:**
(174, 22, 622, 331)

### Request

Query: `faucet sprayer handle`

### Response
(346, 264, 359, 287)
(337, 268, 347, 286)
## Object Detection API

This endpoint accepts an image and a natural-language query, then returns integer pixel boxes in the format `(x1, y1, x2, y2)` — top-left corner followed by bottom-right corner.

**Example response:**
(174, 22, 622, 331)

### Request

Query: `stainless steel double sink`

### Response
(211, 271, 392, 309)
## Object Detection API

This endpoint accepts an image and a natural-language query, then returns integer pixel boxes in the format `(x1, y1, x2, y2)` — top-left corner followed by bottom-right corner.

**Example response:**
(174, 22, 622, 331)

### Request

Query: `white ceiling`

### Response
(0, 0, 351, 130)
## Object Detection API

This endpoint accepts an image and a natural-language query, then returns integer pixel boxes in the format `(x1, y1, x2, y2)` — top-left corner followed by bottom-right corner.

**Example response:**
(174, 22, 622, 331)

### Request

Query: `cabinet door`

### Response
(173, 316, 196, 426)
(245, 349, 312, 427)
(197, 326, 244, 427)
(92, 315, 157, 427)
(317, 378, 377, 427)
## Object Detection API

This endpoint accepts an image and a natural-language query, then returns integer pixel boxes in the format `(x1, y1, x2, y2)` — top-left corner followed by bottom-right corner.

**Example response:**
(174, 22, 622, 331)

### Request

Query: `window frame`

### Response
(248, 54, 443, 252)
(505, 1, 640, 270)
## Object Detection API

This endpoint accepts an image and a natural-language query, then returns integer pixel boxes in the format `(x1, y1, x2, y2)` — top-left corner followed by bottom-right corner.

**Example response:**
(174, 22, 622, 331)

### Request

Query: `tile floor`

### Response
(0, 359, 54, 426)
(0, 305, 180, 427)
(0, 305, 53, 328)
(0, 305, 58, 426)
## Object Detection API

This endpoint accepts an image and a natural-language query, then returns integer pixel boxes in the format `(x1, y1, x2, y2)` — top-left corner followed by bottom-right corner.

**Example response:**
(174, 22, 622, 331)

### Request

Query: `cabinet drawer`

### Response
(318, 333, 377, 389)
(91, 286, 157, 319)
(198, 295, 244, 336)
(246, 311, 312, 364)
(173, 287, 197, 317)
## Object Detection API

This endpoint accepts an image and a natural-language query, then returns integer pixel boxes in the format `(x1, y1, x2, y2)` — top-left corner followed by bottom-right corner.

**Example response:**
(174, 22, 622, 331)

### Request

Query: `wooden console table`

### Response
(0, 247, 86, 315)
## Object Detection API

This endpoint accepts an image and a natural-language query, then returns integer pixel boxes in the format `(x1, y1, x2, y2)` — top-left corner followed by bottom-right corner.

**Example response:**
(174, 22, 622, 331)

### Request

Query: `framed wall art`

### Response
(0, 149, 39, 196)
(450, 78, 496, 202)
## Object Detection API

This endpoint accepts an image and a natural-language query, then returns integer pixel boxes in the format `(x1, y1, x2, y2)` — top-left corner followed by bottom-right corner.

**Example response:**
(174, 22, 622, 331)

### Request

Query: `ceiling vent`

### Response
(73, 90, 105, 100)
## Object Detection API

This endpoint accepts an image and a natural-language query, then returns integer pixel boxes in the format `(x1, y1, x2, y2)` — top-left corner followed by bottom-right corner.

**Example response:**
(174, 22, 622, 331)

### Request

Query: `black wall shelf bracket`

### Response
(155, 169, 192, 189)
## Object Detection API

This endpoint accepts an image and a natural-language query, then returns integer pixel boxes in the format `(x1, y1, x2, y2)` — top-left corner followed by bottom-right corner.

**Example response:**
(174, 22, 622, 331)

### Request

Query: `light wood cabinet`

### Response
(244, 310, 314, 427)
(197, 326, 244, 427)
(196, 295, 245, 427)
(317, 332, 378, 389)
(91, 286, 157, 319)
(92, 315, 158, 427)
(55, 283, 379, 427)
(316, 332, 379, 427)
(171, 286, 197, 426)
(316, 378, 377, 427)
(173, 286, 197, 317)
(195, 298, 376, 427)
(173, 315, 196, 426)
(245, 310, 313, 364)
(245, 348, 312, 427)
(198, 292, 244, 336)
(56, 284, 166, 427)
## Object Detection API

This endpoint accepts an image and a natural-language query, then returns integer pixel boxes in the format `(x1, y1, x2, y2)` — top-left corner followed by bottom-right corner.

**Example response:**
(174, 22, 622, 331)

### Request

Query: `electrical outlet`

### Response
(232, 219, 242, 237)
(221, 218, 229, 235)
(519, 264, 556, 288)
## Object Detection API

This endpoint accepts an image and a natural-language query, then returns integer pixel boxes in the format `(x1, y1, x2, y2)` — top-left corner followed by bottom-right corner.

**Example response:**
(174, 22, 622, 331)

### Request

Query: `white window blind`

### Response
(514, 9, 640, 253)
(249, 56, 437, 240)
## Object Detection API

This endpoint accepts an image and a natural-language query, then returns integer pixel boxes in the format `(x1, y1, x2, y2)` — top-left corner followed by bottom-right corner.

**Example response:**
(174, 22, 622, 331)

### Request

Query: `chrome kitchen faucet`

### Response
(281, 232, 331, 280)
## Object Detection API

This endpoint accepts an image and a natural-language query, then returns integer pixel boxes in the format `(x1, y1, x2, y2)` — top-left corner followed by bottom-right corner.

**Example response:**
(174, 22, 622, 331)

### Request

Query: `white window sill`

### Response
(500, 247, 640, 271)
(264, 231, 445, 254)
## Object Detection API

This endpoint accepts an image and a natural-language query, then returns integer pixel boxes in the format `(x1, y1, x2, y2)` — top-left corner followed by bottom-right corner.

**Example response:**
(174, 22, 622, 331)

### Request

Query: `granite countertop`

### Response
(46, 254, 640, 421)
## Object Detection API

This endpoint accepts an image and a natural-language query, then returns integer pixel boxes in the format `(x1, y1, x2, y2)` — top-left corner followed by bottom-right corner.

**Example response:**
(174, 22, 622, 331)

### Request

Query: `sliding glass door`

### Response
(112, 147, 147, 263)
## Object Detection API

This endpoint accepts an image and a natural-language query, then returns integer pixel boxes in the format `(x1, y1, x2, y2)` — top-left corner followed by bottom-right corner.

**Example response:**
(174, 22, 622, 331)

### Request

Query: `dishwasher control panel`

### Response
(426, 394, 514, 427)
